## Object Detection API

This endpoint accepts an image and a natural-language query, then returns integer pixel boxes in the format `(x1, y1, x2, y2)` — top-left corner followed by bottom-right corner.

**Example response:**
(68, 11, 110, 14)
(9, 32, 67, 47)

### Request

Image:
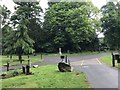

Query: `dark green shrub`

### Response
(12, 70, 19, 76)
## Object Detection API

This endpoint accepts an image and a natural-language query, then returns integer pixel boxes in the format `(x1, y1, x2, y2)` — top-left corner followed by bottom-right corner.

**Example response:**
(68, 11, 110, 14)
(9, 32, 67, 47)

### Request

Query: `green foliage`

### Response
(4, 18, 34, 55)
(2, 25, 13, 54)
(1, 1, 101, 54)
(0, 5, 11, 24)
(2, 2, 43, 61)
(12, 2, 44, 52)
(1, 69, 22, 79)
(43, 2, 100, 52)
(12, 70, 19, 76)
(1, 5, 11, 55)
(101, 2, 120, 50)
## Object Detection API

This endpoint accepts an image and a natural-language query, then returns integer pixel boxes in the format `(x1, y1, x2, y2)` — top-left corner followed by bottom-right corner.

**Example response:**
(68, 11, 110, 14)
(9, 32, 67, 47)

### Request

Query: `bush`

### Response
(12, 70, 19, 76)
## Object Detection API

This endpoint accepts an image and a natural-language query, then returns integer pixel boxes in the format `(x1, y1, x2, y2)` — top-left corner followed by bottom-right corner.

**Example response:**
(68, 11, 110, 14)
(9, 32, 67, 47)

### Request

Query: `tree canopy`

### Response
(101, 2, 120, 50)
(43, 2, 100, 52)
(2, 1, 119, 56)
(1, 2, 43, 63)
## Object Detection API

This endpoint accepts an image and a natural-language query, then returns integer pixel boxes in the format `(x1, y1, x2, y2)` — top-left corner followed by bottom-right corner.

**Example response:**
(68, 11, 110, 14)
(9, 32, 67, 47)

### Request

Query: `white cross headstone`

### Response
(59, 48, 62, 55)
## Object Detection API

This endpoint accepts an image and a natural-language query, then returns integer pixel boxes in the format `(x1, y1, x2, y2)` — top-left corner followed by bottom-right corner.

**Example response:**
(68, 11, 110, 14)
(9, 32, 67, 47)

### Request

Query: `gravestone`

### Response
(7, 62, 9, 71)
(26, 65, 30, 75)
(58, 56, 73, 72)
(59, 48, 62, 55)
(58, 62, 72, 72)
(112, 52, 120, 67)
(22, 66, 25, 74)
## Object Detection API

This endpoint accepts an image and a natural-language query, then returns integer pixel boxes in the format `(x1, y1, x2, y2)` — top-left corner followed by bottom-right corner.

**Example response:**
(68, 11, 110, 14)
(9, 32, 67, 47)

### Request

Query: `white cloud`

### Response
(1, 0, 15, 13)
(0, 0, 48, 13)
(91, 0, 107, 9)
(98, 33, 104, 38)
(40, 0, 48, 12)
(1, 0, 107, 13)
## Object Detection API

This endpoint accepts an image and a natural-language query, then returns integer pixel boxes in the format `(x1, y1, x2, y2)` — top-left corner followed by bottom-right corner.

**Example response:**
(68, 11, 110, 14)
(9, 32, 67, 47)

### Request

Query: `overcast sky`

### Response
(0, 0, 108, 13)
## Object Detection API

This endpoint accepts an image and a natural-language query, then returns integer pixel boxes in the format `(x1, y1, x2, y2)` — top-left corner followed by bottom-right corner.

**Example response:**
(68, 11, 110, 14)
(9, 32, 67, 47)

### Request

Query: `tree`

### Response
(2, 25, 13, 55)
(0, 5, 11, 25)
(101, 2, 120, 50)
(4, 2, 38, 63)
(20, 2, 44, 52)
(0, 5, 11, 55)
(43, 2, 99, 52)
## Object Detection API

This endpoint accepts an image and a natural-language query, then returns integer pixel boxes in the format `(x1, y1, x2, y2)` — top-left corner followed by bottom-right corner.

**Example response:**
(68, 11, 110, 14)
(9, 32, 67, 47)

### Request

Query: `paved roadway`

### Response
(71, 59, 118, 89)
(0, 52, 119, 89)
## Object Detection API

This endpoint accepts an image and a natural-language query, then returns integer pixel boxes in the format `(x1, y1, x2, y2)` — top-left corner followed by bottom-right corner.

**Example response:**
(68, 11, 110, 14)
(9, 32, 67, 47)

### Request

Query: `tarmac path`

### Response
(0, 52, 109, 72)
(71, 58, 118, 89)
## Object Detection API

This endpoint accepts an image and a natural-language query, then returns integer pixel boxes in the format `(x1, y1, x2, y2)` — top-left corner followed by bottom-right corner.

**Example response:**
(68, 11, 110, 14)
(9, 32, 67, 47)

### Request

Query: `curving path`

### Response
(0, 52, 110, 72)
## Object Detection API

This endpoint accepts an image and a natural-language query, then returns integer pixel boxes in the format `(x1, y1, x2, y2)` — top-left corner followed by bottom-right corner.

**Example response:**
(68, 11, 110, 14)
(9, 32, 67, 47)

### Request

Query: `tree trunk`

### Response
(18, 55, 22, 64)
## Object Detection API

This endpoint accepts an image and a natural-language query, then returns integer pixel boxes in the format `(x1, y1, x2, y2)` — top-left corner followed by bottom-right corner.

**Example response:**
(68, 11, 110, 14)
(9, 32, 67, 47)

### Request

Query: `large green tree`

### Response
(22, 2, 44, 52)
(101, 2, 120, 50)
(4, 2, 40, 63)
(43, 2, 99, 52)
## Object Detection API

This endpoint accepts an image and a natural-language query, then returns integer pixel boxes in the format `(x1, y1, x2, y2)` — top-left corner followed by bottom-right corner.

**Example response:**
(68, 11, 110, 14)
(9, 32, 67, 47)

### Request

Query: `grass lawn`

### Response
(99, 55, 120, 68)
(40, 51, 106, 56)
(2, 65, 90, 88)
(0, 55, 43, 68)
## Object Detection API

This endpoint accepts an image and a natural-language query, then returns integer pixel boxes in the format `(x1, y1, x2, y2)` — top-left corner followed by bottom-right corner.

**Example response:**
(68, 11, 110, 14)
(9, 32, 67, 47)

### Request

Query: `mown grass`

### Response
(40, 51, 105, 56)
(100, 55, 120, 68)
(0, 55, 43, 68)
(2, 65, 90, 88)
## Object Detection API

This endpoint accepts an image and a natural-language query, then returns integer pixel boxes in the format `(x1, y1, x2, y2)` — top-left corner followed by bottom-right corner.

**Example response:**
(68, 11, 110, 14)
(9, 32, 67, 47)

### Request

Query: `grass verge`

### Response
(99, 55, 120, 68)
(2, 65, 90, 88)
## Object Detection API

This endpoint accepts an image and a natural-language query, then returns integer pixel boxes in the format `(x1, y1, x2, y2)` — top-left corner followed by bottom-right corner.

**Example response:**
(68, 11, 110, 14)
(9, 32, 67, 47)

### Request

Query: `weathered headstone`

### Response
(22, 66, 25, 74)
(7, 62, 9, 71)
(59, 48, 62, 55)
(60, 56, 64, 61)
(67, 50, 70, 54)
(58, 55, 73, 72)
(26, 65, 30, 75)
(58, 62, 72, 72)
(41, 54, 42, 60)
(112, 52, 120, 67)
